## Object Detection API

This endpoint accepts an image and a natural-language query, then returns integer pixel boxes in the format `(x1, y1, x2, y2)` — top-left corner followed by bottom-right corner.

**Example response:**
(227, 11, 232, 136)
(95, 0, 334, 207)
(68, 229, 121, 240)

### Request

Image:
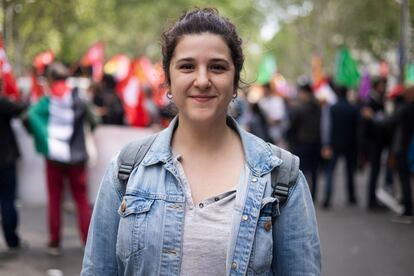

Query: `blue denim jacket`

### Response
(81, 117, 321, 276)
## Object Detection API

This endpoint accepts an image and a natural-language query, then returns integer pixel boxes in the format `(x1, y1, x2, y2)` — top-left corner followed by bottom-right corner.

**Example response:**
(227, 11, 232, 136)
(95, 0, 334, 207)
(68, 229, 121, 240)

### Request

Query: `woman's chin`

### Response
(181, 109, 224, 124)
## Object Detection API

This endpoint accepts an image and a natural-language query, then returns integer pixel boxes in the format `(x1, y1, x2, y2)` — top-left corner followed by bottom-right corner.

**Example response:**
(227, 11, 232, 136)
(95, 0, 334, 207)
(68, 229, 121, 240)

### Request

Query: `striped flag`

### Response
(28, 81, 88, 163)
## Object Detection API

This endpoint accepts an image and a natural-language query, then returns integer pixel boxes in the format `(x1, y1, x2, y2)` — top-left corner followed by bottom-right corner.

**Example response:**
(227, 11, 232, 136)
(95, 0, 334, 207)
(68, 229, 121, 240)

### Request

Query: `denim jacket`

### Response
(81, 117, 321, 276)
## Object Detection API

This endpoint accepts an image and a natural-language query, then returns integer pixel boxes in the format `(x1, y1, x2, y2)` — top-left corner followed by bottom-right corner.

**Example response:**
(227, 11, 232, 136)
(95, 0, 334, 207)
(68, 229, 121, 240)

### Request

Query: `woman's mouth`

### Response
(190, 95, 215, 103)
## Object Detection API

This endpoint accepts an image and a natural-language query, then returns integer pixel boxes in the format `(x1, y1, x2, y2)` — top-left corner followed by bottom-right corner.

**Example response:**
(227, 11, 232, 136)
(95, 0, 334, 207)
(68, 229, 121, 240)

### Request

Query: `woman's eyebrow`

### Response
(209, 58, 231, 64)
(174, 57, 194, 63)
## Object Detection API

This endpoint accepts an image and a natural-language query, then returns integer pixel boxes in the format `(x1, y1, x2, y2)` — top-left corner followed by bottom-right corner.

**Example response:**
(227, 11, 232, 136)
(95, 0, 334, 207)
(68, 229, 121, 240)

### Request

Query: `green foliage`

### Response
(0, 0, 411, 83)
(264, 0, 402, 81)
(2, 0, 261, 76)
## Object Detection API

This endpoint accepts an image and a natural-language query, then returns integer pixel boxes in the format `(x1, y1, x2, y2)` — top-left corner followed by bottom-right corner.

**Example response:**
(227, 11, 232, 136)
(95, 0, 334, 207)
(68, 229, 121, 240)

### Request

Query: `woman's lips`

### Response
(190, 95, 215, 103)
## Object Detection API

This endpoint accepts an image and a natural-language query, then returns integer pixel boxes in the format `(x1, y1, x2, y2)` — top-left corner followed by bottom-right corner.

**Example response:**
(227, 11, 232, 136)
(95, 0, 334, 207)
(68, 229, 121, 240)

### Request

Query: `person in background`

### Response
(288, 81, 321, 201)
(360, 77, 391, 210)
(0, 76, 28, 250)
(322, 85, 359, 209)
(248, 101, 272, 143)
(92, 74, 124, 125)
(258, 82, 287, 146)
(363, 85, 414, 223)
(27, 62, 97, 255)
(143, 85, 162, 127)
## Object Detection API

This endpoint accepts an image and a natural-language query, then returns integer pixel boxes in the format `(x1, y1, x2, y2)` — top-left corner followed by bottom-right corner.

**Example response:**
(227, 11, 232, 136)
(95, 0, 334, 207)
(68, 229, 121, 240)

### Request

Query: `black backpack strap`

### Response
(270, 145, 300, 209)
(117, 134, 158, 196)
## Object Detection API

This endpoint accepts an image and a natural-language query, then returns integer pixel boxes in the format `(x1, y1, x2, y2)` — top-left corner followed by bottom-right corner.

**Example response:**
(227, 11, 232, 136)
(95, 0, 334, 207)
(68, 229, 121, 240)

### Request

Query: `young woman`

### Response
(81, 8, 320, 276)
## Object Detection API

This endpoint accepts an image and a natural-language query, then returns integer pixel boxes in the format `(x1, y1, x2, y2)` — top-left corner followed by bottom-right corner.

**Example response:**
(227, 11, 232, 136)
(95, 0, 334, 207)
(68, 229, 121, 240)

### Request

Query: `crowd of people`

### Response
(238, 76, 413, 224)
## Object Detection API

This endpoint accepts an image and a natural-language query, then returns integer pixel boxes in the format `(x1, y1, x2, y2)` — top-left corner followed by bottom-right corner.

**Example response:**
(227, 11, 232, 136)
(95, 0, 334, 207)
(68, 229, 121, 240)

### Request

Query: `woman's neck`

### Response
(171, 115, 235, 156)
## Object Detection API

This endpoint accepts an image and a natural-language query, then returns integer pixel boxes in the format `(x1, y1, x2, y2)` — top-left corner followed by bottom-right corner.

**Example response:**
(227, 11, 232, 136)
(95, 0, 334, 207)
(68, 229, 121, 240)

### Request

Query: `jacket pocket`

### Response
(116, 196, 154, 259)
(249, 197, 276, 274)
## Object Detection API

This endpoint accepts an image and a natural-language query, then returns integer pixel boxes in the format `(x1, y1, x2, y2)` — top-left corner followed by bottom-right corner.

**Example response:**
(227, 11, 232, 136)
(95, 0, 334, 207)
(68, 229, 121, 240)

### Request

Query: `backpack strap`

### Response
(117, 134, 158, 196)
(269, 145, 300, 209)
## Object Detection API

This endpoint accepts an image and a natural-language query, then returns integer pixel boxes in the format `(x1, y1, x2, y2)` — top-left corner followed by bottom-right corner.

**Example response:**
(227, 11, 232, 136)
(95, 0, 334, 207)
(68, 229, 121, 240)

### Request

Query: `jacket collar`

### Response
(142, 116, 282, 176)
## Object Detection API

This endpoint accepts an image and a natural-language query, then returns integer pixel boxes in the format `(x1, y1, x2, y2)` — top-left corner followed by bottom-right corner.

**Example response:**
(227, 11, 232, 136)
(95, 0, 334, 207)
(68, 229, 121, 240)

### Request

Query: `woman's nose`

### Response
(194, 68, 211, 90)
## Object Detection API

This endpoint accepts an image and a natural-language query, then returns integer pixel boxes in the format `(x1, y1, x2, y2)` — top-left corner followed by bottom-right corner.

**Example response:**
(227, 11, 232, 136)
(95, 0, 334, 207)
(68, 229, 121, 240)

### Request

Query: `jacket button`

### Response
(264, 220, 272, 231)
(121, 199, 127, 213)
(252, 177, 258, 183)
(231, 262, 238, 270)
(242, 214, 248, 221)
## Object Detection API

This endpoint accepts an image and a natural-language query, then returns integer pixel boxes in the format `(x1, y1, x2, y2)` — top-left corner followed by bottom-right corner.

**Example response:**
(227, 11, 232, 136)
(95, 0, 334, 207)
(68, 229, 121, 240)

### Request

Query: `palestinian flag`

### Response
(28, 81, 88, 164)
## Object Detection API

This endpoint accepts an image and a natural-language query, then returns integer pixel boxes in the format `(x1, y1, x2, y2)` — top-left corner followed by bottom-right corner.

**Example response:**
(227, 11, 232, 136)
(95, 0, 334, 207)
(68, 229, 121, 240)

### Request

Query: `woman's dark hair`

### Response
(161, 8, 244, 90)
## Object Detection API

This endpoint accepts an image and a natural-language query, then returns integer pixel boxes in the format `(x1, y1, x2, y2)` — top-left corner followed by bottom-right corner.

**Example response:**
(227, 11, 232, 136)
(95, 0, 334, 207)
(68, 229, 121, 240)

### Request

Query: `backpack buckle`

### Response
(118, 164, 133, 181)
(272, 183, 289, 198)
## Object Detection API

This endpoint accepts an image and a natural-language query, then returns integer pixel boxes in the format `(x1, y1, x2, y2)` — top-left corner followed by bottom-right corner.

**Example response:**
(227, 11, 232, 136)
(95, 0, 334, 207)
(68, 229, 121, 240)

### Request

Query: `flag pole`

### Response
(398, 0, 409, 84)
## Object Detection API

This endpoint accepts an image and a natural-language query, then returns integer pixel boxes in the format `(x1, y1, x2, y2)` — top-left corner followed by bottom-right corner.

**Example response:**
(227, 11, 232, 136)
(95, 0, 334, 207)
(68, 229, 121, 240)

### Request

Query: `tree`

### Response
(258, 0, 407, 81)
(1, 0, 262, 77)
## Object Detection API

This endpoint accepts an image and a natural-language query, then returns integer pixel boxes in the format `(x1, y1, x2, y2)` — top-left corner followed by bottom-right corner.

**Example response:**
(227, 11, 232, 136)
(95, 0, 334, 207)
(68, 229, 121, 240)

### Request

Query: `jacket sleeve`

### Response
(272, 171, 321, 276)
(81, 156, 123, 276)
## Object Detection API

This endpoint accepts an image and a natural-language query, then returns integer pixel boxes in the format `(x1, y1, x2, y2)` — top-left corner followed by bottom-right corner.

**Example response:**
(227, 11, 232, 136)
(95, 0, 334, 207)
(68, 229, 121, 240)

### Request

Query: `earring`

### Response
(232, 93, 237, 100)
(166, 91, 173, 100)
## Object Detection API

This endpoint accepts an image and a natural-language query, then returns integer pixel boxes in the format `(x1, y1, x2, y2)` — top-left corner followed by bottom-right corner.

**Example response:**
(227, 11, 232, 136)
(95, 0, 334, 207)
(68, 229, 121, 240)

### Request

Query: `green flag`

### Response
(257, 54, 277, 84)
(405, 63, 414, 85)
(334, 47, 360, 89)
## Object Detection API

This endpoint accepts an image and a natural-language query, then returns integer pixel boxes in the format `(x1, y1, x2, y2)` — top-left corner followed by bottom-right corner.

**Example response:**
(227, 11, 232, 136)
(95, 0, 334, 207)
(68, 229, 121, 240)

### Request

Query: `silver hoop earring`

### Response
(166, 91, 173, 100)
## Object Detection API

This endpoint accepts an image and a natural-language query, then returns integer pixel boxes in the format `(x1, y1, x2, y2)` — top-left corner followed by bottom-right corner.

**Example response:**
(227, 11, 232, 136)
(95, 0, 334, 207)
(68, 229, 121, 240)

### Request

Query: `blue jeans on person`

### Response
(323, 149, 357, 207)
(0, 164, 20, 248)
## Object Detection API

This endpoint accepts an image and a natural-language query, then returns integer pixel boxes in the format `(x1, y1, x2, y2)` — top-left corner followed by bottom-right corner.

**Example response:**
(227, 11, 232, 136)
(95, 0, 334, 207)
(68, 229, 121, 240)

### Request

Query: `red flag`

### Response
(152, 62, 168, 107)
(33, 50, 55, 75)
(82, 41, 105, 81)
(116, 60, 150, 127)
(136, 56, 158, 87)
(0, 37, 19, 100)
(312, 54, 324, 90)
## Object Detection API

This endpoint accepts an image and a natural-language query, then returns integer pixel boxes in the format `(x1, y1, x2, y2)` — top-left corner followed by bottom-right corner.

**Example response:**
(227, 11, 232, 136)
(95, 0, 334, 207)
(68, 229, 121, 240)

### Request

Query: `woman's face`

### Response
(168, 33, 235, 124)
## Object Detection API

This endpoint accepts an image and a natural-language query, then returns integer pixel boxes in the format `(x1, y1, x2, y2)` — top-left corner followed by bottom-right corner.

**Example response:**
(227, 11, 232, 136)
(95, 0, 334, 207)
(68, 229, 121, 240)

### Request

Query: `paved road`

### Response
(0, 160, 413, 276)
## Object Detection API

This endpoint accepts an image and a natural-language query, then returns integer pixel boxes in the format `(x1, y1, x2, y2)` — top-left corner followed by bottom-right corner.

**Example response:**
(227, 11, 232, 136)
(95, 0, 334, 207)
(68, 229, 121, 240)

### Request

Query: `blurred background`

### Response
(0, 0, 413, 275)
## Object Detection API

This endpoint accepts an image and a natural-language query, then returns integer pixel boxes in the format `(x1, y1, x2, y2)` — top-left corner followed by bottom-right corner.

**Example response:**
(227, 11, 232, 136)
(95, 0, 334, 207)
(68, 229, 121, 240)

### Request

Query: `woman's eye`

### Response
(210, 64, 226, 72)
(179, 64, 194, 71)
